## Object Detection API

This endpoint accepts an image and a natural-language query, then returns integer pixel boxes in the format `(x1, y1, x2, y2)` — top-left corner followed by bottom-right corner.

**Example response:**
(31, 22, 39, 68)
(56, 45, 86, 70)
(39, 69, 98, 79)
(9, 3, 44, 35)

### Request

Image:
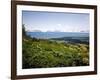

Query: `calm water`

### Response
(26, 32, 89, 39)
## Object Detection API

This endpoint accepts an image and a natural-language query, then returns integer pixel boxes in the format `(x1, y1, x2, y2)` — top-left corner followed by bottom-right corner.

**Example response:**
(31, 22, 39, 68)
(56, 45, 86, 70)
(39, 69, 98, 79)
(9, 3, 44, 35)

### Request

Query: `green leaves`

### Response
(22, 38, 89, 69)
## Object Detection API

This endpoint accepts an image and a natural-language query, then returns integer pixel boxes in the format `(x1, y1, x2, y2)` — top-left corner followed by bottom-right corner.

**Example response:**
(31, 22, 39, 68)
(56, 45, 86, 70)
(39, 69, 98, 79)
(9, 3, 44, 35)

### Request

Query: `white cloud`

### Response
(57, 23, 62, 26)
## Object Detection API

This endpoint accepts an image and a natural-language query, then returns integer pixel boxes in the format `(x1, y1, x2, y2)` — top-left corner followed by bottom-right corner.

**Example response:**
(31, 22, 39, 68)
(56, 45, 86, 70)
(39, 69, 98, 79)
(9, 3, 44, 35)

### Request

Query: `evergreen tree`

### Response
(22, 24, 26, 37)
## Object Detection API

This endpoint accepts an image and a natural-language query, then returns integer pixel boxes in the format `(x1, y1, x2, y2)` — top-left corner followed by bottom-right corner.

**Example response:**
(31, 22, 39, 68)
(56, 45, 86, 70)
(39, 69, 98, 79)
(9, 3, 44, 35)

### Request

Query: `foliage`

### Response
(22, 37, 89, 69)
(22, 24, 26, 37)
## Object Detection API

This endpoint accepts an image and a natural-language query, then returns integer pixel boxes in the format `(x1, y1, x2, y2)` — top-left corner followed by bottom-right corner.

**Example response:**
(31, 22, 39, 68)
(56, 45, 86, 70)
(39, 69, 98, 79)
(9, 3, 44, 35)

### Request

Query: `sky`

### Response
(22, 11, 90, 32)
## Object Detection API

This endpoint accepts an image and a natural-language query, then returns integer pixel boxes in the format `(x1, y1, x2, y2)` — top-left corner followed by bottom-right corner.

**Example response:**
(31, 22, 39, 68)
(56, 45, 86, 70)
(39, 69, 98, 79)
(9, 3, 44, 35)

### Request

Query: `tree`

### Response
(22, 24, 26, 37)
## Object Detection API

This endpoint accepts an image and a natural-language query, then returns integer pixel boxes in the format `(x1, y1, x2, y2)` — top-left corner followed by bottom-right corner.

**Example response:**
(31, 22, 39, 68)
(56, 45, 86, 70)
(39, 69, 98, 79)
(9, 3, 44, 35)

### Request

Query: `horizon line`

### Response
(26, 30, 89, 33)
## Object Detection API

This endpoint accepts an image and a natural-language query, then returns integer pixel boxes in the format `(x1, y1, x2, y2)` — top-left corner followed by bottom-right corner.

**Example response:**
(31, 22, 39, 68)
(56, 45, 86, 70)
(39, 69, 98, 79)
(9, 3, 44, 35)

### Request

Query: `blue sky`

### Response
(22, 11, 90, 32)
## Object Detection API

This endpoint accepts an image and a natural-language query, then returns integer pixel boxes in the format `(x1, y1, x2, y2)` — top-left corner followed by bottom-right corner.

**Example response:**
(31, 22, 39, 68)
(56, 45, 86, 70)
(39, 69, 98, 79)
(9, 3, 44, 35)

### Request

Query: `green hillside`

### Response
(22, 37, 89, 69)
